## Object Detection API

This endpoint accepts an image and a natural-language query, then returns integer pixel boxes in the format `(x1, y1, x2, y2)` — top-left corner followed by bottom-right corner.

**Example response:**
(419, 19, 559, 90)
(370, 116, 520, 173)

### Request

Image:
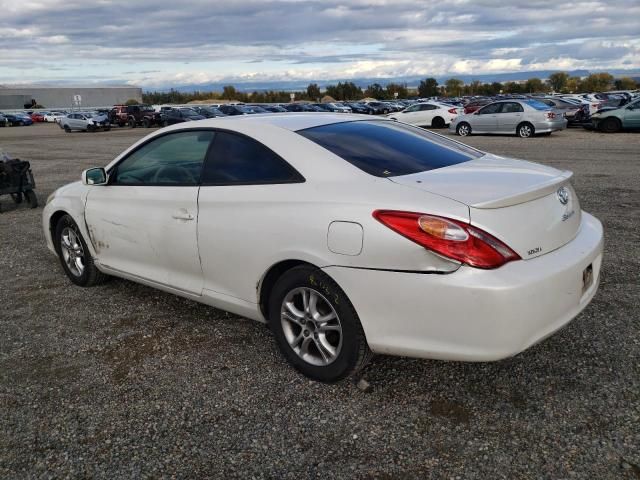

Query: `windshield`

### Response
(297, 120, 482, 178)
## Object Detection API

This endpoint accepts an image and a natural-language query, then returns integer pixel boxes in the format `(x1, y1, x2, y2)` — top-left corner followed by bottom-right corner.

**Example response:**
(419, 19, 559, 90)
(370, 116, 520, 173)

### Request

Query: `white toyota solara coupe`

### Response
(43, 113, 603, 382)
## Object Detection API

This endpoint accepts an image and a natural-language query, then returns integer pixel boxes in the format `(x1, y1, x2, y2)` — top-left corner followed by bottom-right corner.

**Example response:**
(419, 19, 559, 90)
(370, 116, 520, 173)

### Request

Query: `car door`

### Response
(415, 104, 438, 125)
(197, 130, 305, 302)
(495, 102, 524, 133)
(622, 100, 640, 128)
(471, 103, 501, 132)
(84, 129, 215, 294)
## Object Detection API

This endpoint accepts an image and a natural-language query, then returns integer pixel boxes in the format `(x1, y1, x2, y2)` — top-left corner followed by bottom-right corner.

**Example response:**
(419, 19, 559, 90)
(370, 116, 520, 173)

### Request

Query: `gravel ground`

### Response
(1, 123, 639, 479)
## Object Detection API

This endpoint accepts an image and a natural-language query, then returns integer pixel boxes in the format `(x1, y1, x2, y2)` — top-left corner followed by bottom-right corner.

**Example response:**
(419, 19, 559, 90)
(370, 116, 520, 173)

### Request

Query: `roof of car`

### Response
(171, 112, 378, 132)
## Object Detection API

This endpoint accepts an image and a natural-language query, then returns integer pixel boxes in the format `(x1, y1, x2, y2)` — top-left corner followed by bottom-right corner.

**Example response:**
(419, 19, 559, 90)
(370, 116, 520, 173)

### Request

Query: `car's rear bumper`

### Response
(323, 212, 603, 362)
(534, 118, 567, 133)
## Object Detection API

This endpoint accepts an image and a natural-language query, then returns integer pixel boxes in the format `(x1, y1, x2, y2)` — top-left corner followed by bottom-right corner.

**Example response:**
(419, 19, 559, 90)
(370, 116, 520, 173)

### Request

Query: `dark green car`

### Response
(591, 97, 640, 133)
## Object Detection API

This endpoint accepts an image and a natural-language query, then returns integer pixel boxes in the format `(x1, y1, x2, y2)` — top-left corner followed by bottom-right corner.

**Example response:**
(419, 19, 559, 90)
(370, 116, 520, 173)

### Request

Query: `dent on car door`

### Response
(197, 131, 306, 302)
(84, 130, 215, 294)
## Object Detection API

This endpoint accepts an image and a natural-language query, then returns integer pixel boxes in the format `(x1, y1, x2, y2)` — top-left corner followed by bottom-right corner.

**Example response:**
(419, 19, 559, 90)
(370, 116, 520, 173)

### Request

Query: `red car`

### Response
(463, 101, 490, 114)
(30, 112, 45, 122)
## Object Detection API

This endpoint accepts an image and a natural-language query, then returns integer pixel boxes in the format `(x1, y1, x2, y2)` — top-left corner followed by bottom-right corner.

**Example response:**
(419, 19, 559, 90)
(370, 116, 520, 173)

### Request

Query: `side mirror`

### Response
(82, 167, 107, 185)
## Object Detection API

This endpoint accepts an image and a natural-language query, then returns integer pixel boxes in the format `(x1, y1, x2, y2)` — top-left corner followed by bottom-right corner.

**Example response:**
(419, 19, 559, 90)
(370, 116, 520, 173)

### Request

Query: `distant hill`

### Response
(153, 69, 640, 93)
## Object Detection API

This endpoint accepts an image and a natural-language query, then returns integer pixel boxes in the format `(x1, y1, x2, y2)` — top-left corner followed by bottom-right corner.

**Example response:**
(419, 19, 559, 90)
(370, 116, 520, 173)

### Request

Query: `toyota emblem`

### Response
(557, 186, 570, 205)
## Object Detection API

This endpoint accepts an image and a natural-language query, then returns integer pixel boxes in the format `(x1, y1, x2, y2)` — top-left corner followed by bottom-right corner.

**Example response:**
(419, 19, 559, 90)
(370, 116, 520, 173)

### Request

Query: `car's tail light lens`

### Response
(448, 108, 458, 114)
(546, 111, 556, 119)
(373, 210, 520, 269)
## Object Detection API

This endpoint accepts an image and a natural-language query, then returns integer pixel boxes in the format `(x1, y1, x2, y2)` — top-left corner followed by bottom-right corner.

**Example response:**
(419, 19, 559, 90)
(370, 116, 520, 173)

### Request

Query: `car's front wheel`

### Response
(54, 215, 108, 287)
(268, 265, 372, 382)
(600, 117, 621, 133)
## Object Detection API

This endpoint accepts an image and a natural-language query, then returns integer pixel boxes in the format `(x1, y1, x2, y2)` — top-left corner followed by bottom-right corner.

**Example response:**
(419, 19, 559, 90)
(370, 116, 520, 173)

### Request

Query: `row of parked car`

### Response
(2, 90, 637, 135)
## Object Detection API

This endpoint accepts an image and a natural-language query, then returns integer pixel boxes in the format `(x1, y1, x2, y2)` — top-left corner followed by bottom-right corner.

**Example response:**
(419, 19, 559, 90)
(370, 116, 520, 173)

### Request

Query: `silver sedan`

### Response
(450, 99, 567, 138)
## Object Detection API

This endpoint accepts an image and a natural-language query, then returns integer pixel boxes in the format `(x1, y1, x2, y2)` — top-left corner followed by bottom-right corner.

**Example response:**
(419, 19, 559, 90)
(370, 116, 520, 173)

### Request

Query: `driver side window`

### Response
(113, 130, 215, 186)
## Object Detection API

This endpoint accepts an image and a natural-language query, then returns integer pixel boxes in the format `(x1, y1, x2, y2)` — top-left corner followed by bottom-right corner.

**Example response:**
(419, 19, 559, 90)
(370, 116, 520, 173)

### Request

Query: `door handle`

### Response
(172, 209, 194, 221)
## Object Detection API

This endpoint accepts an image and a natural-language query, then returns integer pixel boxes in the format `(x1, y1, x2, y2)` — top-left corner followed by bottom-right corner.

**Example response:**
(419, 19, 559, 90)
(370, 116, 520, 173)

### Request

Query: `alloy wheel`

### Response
(60, 227, 85, 277)
(519, 124, 533, 137)
(280, 287, 343, 366)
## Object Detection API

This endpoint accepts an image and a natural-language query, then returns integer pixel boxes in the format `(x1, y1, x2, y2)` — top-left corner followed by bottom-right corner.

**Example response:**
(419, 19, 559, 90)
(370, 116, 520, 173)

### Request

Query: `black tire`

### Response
(600, 117, 621, 133)
(431, 116, 445, 128)
(54, 215, 108, 287)
(456, 122, 471, 136)
(10, 193, 23, 204)
(64, 125, 71, 133)
(104, 126, 111, 132)
(517, 122, 535, 138)
(268, 265, 372, 382)
(129, 118, 136, 128)
(143, 118, 151, 128)
(163, 120, 169, 127)
(87, 124, 95, 132)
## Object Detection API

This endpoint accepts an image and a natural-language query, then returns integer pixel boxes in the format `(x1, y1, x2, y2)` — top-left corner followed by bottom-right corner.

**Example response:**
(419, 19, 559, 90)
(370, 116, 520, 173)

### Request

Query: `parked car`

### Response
(536, 98, 583, 124)
(589, 97, 640, 133)
(260, 105, 288, 113)
(282, 103, 318, 113)
(159, 108, 205, 126)
(344, 102, 375, 114)
(109, 104, 163, 128)
(450, 99, 567, 138)
(59, 112, 110, 132)
(2, 113, 33, 126)
(44, 111, 67, 123)
(463, 100, 491, 114)
(190, 106, 226, 118)
(313, 103, 350, 113)
(43, 114, 602, 382)
(218, 104, 259, 116)
(30, 112, 47, 122)
(363, 101, 392, 114)
(261, 105, 288, 113)
(388, 102, 459, 128)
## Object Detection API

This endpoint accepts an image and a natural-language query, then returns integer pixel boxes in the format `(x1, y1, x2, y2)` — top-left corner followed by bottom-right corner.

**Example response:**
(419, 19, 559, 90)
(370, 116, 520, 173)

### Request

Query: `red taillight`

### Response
(448, 108, 458, 114)
(373, 210, 520, 269)
(546, 111, 556, 119)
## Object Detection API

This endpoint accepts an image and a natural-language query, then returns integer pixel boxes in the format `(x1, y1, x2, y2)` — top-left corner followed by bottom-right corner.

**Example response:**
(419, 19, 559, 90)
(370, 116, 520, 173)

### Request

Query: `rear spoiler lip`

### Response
(471, 170, 574, 209)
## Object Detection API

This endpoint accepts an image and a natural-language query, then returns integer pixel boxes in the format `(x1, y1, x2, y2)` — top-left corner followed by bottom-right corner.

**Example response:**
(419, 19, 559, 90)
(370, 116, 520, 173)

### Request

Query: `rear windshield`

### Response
(523, 99, 552, 110)
(297, 120, 482, 177)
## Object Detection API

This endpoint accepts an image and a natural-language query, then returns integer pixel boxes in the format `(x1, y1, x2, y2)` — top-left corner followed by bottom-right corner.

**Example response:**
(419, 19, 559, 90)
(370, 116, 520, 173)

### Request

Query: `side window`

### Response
(405, 105, 419, 112)
(113, 131, 215, 186)
(201, 131, 304, 185)
(478, 103, 501, 114)
(501, 103, 524, 113)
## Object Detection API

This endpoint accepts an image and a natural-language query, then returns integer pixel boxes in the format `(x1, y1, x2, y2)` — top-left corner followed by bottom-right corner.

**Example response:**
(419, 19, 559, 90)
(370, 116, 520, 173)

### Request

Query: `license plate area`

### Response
(582, 264, 593, 294)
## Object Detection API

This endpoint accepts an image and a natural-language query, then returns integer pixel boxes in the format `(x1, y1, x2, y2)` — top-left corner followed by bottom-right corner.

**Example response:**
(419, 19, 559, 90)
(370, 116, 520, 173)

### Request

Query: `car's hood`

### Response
(388, 154, 571, 209)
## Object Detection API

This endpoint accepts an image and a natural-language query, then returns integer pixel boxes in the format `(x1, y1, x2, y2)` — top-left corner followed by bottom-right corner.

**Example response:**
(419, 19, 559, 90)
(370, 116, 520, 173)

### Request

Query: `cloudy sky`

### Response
(1, 0, 639, 88)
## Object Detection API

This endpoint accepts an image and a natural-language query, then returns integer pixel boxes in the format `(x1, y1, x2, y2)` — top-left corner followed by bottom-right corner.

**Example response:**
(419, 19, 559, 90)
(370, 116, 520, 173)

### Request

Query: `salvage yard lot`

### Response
(1, 123, 639, 479)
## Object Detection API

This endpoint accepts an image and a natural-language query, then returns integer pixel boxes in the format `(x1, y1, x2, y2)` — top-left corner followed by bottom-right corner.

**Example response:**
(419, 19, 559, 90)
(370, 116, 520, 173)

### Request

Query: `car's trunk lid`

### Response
(389, 155, 581, 259)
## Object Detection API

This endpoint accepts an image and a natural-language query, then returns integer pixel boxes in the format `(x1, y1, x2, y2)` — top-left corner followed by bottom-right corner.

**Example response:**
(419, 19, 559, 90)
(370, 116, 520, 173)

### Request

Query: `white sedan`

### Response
(388, 102, 461, 128)
(43, 113, 603, 382)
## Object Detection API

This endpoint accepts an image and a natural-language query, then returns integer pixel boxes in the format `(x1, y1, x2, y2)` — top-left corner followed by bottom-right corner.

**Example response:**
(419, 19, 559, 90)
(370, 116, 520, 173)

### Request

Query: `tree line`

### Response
(142, 72, 638, 104)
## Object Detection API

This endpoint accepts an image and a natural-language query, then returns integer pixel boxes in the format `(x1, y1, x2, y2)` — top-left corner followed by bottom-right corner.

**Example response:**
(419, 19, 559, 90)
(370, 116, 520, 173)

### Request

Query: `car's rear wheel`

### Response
(143, 118, 151, 128)
(129, 118, 136, 128)
(517, 122, 535, 138)
(431, 116, 445, 128)
(268, 265, 372, 382)
(54, 215, 108, 287)
(456, 122, 471, 136)
(64, 125, 71, 133)
(600, 117, 621, 133)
